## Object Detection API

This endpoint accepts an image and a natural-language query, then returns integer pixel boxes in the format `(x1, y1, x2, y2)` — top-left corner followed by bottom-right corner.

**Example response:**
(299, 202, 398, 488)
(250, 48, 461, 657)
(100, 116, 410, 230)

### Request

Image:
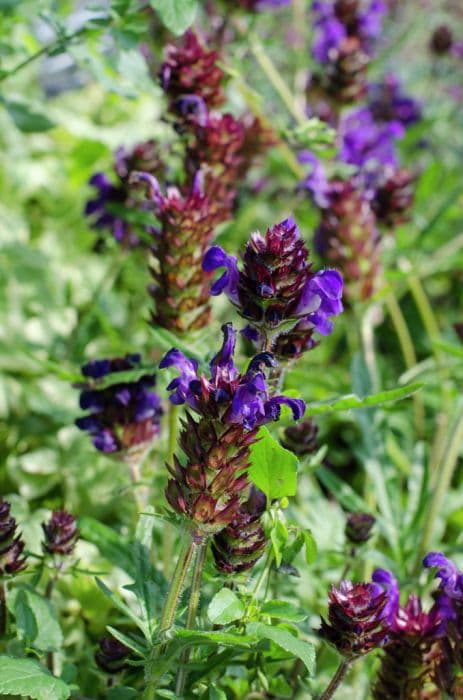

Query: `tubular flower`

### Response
(372, 568, 451, 700)
(0, 499, 27, 576)
(75, 354, 163, 458)
(345, 512, 375, 544)
(203, 217, 343, 359)
(95, 636, 131, 674)
(160, 30, 225, 117)
(42, 511, 79, 556)
(212, 487, 267, 574)
(314, 179, 381, 302)
(320, 579, 389, 657)
(131, 171, 222, 333)
(85, 140, 165, 248)
(338, 107, 404, 175)
(160, 324, 305, 535)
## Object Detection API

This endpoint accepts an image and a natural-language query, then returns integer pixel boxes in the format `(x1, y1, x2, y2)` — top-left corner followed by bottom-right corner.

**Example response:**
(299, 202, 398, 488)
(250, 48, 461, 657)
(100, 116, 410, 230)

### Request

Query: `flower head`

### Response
(0, 499, 27, 576)
(367, 75, 422, 127)
(338, 107, 404, 173)
(282, 418, 319, 456)
(160, 30, 225, 115)
(85, 140, 164, 248)
(371, 167, 415, 228)
(75, 354, 163, 458)
(95, 636, 130, 674)
(423, 552, 463, 602)
(320, 579, 388, 656)
(345, 512, 375, 544)
(161, 325, 305, 533)
(42, 511, 79, 556)
(203, 217, 343, 359)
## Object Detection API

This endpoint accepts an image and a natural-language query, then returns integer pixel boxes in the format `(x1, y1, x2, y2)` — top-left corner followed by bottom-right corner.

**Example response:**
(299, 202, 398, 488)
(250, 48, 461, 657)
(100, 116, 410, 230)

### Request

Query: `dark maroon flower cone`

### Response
(345, 512, 375, 545)
(160, 30, 225, 115)
(212, 487, 267, 574)
(430, 25, 453, 55)
(42, 511, 79, 556)
(0, 499, 27, 576)
(315, 179, 381, 302)
(313, 36, 369, 105)
(282, 419, 319, 456)
(320, 580, 388, 657)
(372, 168, 415, 228)
(95, 635, 130, 674)
(373, 596, 447, 700)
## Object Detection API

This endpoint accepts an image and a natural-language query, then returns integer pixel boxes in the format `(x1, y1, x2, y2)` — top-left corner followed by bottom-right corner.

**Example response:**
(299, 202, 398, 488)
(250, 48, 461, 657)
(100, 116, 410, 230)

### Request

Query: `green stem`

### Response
(384, 293, 425, 437)
(248, 33, 306, 126)
(319, 658, 354, 700)
(143, 533, 196, 700)
(163, 404, 180, 578)
(0, 26, 89, 83)
(175, 541, 209, 696)
(414, 405, 463, 571)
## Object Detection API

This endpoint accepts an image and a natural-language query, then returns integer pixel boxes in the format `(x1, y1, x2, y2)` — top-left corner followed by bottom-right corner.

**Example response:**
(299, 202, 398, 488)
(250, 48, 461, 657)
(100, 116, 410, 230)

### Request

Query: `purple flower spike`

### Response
(372, 568, 400, 628)
(75, 354, 163, 458)
(203, 247, 240, 304)
(299, 152, 331, 208)
(423, 552, 463, 601)
(204, 217, 343, 360)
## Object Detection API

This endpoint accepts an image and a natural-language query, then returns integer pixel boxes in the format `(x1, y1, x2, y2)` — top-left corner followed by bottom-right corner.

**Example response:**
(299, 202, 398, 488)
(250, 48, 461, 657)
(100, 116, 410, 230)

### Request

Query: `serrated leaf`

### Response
(208, 589, 245, 625)
(4, 100, 55, 133)
(305, 383, 423, 416)
(10, 587, 63, 652)
(249, 427, 299, 501)
(0, 656, 70, 700)
(261, 600, 307, 622)
(150, 0, 198, 35)
(246, 622, 315, 675)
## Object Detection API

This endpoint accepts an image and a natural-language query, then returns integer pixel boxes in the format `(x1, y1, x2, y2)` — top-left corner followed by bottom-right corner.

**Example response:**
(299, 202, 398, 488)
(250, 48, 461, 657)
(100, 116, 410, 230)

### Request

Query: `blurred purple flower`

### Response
(367, 74, 422, 127)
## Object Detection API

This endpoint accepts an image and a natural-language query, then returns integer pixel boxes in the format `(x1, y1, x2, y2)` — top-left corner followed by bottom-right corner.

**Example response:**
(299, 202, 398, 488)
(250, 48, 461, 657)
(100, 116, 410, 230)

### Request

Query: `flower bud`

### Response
(282, 419, 319, 456)
(0, 499, 27, 576)
(95, 636, 130, 674)
(42, 511, 79, 556)
(345, 512, 375, 544)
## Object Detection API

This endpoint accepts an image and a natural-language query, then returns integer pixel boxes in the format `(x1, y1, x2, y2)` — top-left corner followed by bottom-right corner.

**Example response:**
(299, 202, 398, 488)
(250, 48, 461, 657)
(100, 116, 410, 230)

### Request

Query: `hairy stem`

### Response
(143, 533, 196, 700)
(163, 404, 180, 579)
(415, 405, 463, 571)
(319, 658, 353, 700)
(175, 540, 209, 696)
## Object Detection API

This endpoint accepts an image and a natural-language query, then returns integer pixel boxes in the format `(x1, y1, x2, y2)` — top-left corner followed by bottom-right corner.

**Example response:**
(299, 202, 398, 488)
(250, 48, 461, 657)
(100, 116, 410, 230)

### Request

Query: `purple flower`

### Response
(160, 323, 305, 430)
(0, 499, 27, 575)
(203, 218, 343, 359)
(338, 107, 404, 171)
(75, 354, 163, 457)
(298, 151, 331, 207)
(367, 74, 422, 127)
(357, 1, 387, 44)
(423, 552, 463, 601)
(312, 17, 347, 63)
(372, 568, 400, 628)
(42, 511, 79, 556)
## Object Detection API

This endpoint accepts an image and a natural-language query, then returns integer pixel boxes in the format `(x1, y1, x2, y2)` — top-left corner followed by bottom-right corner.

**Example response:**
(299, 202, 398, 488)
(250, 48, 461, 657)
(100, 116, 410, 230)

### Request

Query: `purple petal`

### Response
(203, 246, 240, 304)
(265, 396, 306, 422)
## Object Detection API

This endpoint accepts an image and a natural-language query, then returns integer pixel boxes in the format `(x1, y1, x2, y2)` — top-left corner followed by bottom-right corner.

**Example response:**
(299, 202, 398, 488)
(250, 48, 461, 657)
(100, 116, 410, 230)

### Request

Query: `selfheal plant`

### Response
(0, 499, 27, 576)
(75, 354, 163, 458)
(203, 217, 343, 360)
(160, 323, 305, 535)
(85, 140, 165, 248)
(42, 511, 79, 557)
(371, 568, 450, 699)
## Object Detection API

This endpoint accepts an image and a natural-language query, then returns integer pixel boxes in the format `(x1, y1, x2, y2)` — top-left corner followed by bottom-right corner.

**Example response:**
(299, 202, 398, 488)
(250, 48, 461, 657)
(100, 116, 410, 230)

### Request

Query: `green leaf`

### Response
(260, 600, 307, 623)
(3, 100, 55, 133)
(271, 517, 288, 568)
(302, 530, 317, 565)
(10, 587, 63, 652)
(150, 0, 198, 35)
(0, 656, 70, 700)
(249, 427, 299, 501)
(173, 629, 253, 646)
(107, 688, 138, 700)
(95, 578, 149, 638)
(209, 687, 227, 700)
(106, 626, 148, 657)
(207, 589, 245, 625)
(246, 622, 315, 675)
(149, 326, 205, 365)
(79, 517, 134, 575)
(305, 383, 423, 415)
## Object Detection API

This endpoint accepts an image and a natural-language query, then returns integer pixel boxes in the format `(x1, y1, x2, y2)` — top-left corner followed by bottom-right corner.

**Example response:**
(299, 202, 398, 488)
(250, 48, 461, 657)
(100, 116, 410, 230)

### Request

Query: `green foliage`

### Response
(249, 427, 299, 501)
(207, 589, 246, 625)
(149, 0, 198, 35)
(9, 587, 63, 652)
(0, 656, 71, 700)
